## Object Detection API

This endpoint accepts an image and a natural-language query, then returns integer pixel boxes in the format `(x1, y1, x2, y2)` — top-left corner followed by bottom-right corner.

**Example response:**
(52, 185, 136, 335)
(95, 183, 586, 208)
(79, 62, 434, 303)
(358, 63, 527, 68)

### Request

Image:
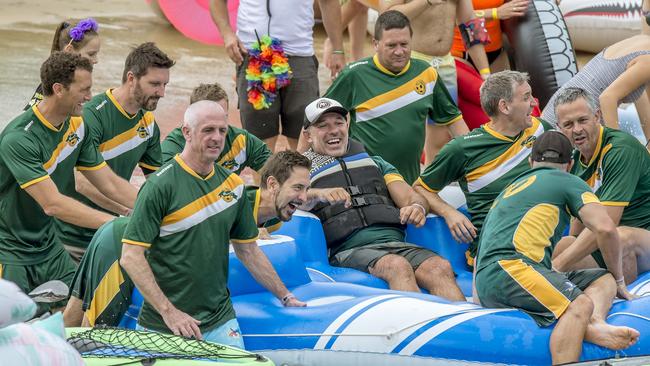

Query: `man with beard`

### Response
(64, 151, 310, 327)
(121, 101, 305, 346)
(301, 97, 465, 301)
(0, 52, 137, 299)
(59, 42, 174, 261)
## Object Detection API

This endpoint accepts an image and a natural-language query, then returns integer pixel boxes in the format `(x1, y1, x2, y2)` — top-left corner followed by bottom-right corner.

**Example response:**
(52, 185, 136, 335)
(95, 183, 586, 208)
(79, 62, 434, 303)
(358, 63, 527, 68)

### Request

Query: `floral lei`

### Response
(245, 34, 292, 110)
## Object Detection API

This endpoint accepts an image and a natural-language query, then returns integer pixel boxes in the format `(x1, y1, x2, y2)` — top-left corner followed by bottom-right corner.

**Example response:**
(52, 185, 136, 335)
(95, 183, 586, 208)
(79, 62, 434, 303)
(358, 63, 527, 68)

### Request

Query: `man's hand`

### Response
(443, 209, 477, 243)
(400, 204, 426, 227)
(328, 53, 346, 79)
(284, 297, 307, 307)
(617, 283, 639, 301)
(497, 0, 529, 20)
(317, 188, 352, 207)
(223, 33, 247, 66)
(258, 227, 272, 240)
(161, 306, 203, 340)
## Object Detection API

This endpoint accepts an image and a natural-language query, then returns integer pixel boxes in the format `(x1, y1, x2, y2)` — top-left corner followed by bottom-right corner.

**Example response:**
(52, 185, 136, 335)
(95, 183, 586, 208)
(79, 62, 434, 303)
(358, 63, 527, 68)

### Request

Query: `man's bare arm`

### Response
(120, 243, 203, 339)
(414, 184, 476, 243)
(81, 166, 138, 210)
(75, 170, 130, 216)
(24, 178, 114, 229)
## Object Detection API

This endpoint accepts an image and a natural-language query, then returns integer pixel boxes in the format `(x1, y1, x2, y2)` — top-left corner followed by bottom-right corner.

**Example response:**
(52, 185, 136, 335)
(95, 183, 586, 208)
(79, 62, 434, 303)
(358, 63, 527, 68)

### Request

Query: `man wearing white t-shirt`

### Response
(211, 0, 344, 152)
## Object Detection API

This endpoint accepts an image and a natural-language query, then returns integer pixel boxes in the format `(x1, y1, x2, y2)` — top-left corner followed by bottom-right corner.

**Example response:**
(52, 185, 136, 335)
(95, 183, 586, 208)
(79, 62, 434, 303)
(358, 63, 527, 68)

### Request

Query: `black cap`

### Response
(531, 130, 573, 164)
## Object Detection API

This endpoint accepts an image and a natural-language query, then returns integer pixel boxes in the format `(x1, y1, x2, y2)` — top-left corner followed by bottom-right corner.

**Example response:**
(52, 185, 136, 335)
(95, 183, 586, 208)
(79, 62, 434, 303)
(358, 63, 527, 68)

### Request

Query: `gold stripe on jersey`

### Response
(20, 175, 51, 189)
(217, 134, 246, 167)
(85, 260, 124, 327)
(512, 203, 559, 263)
(356, 66, 433, 110)
(76, 161, 107, 171)
(138, 162, 159, 171)
(42, 116, 86, 174)
(373, 54, 411, 76)
(122, 239, 151, 248)
(252, 188, 261, 226)
(414, 177, 440, 193)
(384, 173, 404, 185)
(465, 118, 543, 192)
(578, 126, 604, 168)
(175, 155, 215, 181)
(98, 113, 155, 154)
(584, 142, 612, 191)
(498, 258, 571, 318)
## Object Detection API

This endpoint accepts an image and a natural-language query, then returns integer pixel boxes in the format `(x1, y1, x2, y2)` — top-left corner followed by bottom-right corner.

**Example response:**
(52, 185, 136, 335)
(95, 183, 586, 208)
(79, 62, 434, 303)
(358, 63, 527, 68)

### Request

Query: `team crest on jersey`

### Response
(219, 190, 238, 202)
(414, 80, 426, 95)
(137, 125, 150, 139)
(520, 135, 537, 148)
(66, 132, 80, 146)
(221, 159, 239, 171)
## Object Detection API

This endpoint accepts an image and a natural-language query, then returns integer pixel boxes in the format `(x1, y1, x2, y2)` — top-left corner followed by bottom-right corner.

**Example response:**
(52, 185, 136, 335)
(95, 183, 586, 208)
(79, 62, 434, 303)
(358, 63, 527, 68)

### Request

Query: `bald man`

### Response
(120, 101, 304, 348)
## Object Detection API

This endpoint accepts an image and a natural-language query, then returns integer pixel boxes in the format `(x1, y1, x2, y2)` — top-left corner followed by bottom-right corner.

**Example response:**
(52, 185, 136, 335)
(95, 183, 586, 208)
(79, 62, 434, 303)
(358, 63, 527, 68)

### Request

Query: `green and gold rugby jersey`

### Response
(0, 106, 105, 265)
(161, 125, 271, 174)
(324, 55, 463, 184)
(57, 89, 162, 248)
(123, 155, 258, 333)
(416, 117, 553, 259)
(476, 167, 600, 272)
(70, 217, 133, 327)
(245, 186, 282, 233)
(571, 126, 650, 230)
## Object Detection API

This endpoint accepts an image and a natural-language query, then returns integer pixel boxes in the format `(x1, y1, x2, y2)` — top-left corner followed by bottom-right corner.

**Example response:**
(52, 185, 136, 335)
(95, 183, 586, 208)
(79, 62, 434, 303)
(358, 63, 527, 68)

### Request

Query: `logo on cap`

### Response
(317, 100, 331, 109)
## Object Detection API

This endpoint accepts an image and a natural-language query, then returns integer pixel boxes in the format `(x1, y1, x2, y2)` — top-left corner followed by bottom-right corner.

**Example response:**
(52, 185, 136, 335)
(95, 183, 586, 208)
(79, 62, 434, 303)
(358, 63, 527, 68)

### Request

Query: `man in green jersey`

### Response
(299, 10, 469, 184)
(161, 82, 271, 179)
(60, 42, 174, 261)
(121, 101, 305, 347)
(476, 131, 638, 365)
(301, 97, 465, 301)
(414, 71, 552, 267)
(552, 87, 650, 284)
(0, 52, 138, 297)
(63, 152, 311, 327)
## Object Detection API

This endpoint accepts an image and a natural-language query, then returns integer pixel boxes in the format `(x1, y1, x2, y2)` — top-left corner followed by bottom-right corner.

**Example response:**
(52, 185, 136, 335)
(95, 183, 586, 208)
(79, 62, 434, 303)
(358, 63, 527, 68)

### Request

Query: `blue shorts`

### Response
(137, 317, 245, 349)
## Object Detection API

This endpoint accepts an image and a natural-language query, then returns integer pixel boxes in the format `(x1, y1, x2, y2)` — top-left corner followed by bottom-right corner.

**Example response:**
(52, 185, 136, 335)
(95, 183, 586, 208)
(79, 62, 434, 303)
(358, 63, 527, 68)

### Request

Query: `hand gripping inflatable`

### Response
(561, 0, 643, 53)
(154, 0, 240, 45)
(503, 0, 579, 110)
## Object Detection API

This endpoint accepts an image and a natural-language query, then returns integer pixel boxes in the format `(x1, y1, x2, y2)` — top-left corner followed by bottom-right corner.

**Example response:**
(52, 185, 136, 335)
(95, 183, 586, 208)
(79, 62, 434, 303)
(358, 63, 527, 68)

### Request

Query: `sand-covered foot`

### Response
(585, 322, 640, 350)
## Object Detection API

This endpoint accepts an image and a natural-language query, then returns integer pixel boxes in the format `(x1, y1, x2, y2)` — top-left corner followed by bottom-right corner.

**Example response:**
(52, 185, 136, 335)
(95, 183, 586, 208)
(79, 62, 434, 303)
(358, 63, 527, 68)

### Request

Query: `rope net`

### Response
(67, 327, 265, 362)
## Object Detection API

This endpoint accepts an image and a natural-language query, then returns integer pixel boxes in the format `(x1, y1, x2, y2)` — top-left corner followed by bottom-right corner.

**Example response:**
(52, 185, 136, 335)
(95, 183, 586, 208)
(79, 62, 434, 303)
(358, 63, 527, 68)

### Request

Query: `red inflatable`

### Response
(155, 0, 239, 45)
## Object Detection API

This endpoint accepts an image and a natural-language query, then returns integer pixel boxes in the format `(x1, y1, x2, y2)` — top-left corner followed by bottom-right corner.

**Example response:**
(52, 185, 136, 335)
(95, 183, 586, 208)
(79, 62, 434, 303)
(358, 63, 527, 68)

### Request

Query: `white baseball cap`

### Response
(303, 97, 348, 128)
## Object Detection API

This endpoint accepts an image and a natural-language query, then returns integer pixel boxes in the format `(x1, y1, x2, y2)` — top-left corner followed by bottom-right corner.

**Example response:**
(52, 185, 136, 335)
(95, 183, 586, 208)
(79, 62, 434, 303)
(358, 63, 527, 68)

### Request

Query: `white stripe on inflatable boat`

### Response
(321, 297, 481, 353)
(228, 234, 295, 252)
(398, 308, 512, 355)
(630, 278, 650, 297)
(292, 210, 320, 220)
(314, 294, 401, 349)
(467, 122, 544, 193)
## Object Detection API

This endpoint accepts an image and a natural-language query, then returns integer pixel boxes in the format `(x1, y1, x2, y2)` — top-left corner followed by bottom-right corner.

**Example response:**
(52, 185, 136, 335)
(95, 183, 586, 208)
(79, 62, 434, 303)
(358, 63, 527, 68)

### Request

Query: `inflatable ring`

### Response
(561, 0, 643, 53)
(155, 0, 239, 45)
(503, 0, 578, 110)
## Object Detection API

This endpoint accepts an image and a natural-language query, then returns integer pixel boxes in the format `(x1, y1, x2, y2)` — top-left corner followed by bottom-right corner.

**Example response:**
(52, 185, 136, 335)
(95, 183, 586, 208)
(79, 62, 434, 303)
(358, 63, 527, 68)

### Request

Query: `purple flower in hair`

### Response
(69, 18, 99, 42)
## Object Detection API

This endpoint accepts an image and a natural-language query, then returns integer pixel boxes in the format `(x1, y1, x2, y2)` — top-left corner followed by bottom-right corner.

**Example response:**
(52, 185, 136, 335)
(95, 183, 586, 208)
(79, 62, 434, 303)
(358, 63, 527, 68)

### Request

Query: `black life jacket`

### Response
(308, 140, 404, 251)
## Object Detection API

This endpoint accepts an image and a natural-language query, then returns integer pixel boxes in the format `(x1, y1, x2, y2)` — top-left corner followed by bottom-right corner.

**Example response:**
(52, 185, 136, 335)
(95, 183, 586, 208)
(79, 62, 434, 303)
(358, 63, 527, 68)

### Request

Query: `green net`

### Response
(67, 327, 266, 362)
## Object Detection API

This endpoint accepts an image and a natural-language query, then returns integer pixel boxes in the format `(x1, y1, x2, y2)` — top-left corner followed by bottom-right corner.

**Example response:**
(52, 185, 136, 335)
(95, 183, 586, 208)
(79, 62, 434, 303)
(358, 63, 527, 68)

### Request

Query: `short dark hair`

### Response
(260, 151, 311, 189)
(374, 10, 412, 40)
(121, 42, 175, 83)
(190, 82, 229, 104)
(40, 51, 93, 96)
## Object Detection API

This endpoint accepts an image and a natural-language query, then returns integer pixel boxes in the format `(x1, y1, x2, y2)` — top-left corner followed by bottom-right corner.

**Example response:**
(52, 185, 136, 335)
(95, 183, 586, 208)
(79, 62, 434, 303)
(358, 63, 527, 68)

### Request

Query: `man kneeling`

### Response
(301, 97, 465, 301)
(475, 131, 638, 364)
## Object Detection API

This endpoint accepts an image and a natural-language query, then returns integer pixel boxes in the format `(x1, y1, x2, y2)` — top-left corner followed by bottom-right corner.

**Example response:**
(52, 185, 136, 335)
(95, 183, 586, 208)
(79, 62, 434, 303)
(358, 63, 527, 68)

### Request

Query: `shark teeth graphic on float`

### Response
(560, 0, 643, 52)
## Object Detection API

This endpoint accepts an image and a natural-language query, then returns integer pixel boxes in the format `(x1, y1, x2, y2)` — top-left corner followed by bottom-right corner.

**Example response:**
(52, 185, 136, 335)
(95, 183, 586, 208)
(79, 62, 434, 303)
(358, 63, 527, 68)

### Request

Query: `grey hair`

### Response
(480, 70, 530, 117)
(183, 100, 225, 130)
(553, 87, 599, 116)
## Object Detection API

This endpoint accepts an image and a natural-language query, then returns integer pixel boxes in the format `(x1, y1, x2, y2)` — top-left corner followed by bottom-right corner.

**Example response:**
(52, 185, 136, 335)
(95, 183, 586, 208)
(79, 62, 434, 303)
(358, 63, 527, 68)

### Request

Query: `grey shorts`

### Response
(236, 54, 319, 140)
(330, 242, 438, 273)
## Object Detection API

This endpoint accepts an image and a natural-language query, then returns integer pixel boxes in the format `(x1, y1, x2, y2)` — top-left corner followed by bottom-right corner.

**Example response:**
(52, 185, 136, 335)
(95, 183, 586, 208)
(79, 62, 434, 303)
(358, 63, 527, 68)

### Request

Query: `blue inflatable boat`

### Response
(120, 186, 650, 365)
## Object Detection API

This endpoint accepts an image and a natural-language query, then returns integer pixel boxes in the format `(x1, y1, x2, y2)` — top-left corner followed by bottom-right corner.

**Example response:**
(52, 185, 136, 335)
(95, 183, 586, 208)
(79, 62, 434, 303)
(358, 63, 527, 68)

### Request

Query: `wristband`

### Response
(492, 8, 499, 20)
(411, 203, 427, 216)
(479, 67, 491, 76)
(281, 293, 296, 306)
(475, 10, 485, 18)
(615, 277, 625, 285)
(332, 50, 345, 55)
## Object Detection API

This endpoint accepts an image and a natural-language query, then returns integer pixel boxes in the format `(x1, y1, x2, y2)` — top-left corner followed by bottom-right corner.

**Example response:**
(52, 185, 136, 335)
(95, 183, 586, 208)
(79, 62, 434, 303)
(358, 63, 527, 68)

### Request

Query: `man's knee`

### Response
(564, 294, 594, 322)
(371, 254, 414, 279)
(418, 256, 454, 278)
